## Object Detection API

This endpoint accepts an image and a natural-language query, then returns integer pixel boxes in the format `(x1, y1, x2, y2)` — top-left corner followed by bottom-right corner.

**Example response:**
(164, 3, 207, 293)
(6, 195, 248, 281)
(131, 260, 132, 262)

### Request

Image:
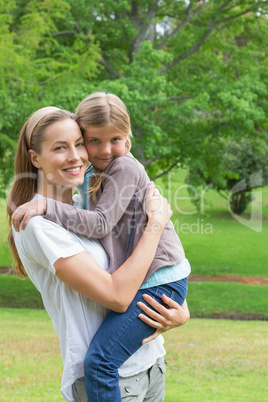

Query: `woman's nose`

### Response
(67, 147, 80, 162)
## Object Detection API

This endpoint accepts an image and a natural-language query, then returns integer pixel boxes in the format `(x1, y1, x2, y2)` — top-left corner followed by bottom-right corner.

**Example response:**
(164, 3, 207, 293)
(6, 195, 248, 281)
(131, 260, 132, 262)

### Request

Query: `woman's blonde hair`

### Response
(76, 92, 133, 199)
(7, 107, 79, 277)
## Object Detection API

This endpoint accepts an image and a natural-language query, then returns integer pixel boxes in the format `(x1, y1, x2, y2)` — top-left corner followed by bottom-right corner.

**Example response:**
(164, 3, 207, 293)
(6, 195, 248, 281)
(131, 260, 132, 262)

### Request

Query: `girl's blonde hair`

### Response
(76, 92, 133, 199)
(7, 107, 79, 277)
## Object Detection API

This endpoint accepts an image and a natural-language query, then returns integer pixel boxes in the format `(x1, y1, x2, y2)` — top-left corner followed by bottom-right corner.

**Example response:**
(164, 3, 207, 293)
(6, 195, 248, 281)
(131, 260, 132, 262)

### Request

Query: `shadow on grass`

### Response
(1, 275, 268, 321)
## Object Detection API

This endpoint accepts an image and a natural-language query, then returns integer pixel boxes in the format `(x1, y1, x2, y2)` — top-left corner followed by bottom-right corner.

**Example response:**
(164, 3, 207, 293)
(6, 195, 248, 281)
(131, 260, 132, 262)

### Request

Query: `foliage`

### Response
(0, 134, 16, 196)
(187, 137, 268, 214)
(0, 0, 268, 184)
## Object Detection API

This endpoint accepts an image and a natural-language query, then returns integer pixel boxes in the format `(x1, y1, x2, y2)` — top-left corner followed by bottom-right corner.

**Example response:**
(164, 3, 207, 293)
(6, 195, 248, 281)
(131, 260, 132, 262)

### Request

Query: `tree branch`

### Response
(2, 74, 59, 86)
(218, 189, 229, 200)
(73, 21, 84, 35)
(215, 1, 268, 25)
(15, 24, 33, 36)
(144, 155, 161, 166)
(157, 0, 175, 9)
(157, 1, 267, 73)
(100, 58, 123, 78)
(156, 13, 181, 18)
(160, 22, 215, 73)
(51, 30, 78, 36)
(146, 95, 193, 110)
(156, 2, 210, 51)
(151, 159, 181, 180)
(217, 0, 233, 11)
(156, 3, 193, 50)
(130, 0, 158, 56)
(169, 95, 193, 102)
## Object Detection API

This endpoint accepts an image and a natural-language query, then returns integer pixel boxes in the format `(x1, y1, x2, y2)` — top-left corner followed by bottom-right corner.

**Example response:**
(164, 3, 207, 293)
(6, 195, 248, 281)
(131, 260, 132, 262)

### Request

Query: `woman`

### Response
(8, 107, 189, 401)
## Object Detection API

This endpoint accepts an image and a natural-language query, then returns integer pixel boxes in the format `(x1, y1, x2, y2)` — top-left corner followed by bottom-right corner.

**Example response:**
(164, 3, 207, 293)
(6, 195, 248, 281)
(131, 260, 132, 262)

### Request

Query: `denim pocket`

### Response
(156, 278, 188, 307)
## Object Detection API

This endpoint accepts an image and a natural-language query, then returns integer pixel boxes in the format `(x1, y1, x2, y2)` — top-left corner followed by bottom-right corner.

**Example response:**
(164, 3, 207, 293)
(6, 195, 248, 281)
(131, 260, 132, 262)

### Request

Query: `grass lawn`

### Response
(0, 276, 43, 309)
(188, 281, 268, 320)
(1, 308, 267, 402)
(1, 275, 268, 320)
(155, 170, 268, 277)
(164, 318, 268, 402)
(0, 308, 63, 401)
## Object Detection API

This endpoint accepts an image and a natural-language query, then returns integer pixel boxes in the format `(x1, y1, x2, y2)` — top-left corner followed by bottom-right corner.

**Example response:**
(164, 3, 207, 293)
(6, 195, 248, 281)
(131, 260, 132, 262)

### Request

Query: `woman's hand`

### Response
(145, 182, 173, 232)
(138, 295, 190, 344)
(12, 199, 47, 231)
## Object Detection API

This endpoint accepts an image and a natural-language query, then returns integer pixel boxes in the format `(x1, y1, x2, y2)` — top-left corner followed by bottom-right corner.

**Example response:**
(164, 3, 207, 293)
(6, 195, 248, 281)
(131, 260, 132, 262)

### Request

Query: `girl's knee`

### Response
(84, 348, 100, 378)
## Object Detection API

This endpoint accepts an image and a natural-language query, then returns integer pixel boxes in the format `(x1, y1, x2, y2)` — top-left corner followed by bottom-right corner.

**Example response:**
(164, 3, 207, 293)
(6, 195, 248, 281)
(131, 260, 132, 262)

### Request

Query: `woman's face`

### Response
(30, 119, 88, 191)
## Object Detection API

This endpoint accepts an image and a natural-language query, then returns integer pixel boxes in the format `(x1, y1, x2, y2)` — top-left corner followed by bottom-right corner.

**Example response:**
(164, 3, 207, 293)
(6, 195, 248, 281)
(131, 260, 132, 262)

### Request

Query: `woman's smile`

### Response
(63, 165, 85, 175)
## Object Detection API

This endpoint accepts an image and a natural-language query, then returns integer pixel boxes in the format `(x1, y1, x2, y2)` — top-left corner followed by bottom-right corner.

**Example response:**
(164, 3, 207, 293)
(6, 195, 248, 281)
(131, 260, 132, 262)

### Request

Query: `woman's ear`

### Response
(28, 149, 41, 169)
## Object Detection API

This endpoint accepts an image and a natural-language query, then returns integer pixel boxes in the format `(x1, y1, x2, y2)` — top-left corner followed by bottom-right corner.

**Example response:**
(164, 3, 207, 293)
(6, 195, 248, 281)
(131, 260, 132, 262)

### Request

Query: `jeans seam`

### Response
(92, 303, 145, 401)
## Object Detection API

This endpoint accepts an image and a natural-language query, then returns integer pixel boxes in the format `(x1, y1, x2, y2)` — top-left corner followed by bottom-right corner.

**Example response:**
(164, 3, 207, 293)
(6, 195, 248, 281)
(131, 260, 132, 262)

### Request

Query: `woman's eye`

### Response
(77, 142, 85, 147)
(91, 139, 99, 143)
(112, 138, 120, 143)
(54, 146, 65, 151)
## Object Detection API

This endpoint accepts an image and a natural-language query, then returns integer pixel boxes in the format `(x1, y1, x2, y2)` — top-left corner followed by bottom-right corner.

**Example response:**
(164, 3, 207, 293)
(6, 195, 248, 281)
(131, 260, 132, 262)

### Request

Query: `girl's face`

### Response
(30, 119, 88, 192)
(83, 123, 127, 170)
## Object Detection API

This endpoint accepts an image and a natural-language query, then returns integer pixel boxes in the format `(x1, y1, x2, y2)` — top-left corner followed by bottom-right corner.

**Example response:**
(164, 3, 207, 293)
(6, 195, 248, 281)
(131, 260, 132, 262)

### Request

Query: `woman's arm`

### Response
(138, 297, 190, 344)
(54, 184, 172, 313)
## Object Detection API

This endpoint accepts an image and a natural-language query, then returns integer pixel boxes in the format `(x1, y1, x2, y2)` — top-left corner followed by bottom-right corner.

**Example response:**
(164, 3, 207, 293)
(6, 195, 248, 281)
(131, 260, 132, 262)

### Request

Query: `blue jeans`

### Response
(84, 278, 188, 402)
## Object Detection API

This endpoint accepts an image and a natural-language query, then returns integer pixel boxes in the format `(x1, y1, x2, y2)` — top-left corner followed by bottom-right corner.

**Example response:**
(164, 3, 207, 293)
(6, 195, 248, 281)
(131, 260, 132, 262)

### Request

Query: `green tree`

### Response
(0, 0, 101, 195)
(187, 137, 268, 214)
(0, 0, 267, 195)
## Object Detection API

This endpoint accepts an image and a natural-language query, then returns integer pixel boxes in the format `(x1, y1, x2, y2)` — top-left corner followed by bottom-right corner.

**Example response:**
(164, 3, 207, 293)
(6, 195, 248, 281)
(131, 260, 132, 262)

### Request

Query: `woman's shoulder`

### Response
(14, 216, 70, 243)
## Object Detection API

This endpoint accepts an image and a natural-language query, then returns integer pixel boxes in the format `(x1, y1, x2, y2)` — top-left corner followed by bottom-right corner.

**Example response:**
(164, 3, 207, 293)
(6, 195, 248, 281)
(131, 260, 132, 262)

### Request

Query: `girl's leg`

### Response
(84, 279, 188, 402)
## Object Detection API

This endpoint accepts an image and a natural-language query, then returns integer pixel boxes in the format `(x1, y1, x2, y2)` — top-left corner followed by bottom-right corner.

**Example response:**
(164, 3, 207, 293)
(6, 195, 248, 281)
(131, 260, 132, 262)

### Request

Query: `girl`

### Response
(12, 94, 191, 402)
(9, 106, 190, 402)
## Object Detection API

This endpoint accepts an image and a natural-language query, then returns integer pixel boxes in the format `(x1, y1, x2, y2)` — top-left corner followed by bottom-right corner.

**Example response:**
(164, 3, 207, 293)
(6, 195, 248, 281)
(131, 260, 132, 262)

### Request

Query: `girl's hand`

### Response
(138, 296, 190, 344)
(12, 199, 47, 231)
(145, 182, 173, 231)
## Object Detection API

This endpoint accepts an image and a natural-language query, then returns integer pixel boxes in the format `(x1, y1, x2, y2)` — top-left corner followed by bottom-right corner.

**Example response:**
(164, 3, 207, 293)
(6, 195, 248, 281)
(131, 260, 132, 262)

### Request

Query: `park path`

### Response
(1, 266, 268, 284)
(189, 274, 268, 285)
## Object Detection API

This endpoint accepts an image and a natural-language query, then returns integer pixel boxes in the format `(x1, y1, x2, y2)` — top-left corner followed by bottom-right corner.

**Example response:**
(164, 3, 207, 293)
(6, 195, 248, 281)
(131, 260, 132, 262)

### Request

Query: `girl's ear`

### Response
(125, 137, 131, 153)
(28, 149, 41, 169)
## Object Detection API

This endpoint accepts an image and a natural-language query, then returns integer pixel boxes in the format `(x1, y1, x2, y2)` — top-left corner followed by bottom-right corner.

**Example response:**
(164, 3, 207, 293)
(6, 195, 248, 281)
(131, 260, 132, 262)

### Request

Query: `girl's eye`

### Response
(91, 139, 100, 144)
(76, 142, 85, 147)
(112, 138, 120, 143)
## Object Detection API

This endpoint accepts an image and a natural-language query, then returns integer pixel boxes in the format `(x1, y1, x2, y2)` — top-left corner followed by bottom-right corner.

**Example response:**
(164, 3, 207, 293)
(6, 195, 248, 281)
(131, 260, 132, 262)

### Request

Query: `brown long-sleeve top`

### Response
(44, 153, 185, 283)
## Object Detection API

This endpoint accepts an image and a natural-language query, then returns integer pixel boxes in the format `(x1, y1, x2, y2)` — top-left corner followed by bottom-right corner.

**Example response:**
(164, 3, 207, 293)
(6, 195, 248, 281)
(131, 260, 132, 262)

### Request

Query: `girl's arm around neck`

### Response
(54, 183, 172, 313)
(45, 156, 142, 238)
(12, 156, 142, 236)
